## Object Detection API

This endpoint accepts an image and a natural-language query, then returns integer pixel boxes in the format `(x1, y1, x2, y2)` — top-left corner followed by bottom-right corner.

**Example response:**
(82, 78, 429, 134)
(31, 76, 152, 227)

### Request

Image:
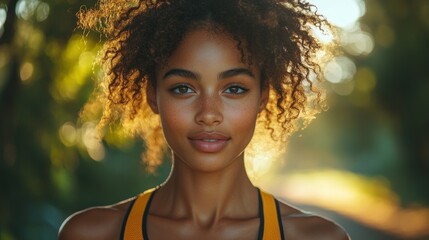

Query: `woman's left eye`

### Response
(224, 86, 248, 94)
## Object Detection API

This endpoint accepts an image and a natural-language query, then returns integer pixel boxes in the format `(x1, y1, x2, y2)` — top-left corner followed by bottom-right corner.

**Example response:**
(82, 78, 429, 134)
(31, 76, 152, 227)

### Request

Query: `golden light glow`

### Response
(245, 120, 286, 181)
(259, 170, 429, 238)
(310, 25, 335, 44)
(52, 34, 97, 101)
(307, 0, 365, 29)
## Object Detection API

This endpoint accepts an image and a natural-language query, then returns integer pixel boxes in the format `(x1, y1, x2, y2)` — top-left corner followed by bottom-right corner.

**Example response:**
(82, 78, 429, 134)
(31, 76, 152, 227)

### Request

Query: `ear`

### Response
(146, 82, 159, 114)
(258, 86, 269, 113)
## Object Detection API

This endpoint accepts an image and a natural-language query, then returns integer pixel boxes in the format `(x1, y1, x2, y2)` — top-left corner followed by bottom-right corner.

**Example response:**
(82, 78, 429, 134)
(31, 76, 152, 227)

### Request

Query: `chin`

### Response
(174, 152, 244, 173)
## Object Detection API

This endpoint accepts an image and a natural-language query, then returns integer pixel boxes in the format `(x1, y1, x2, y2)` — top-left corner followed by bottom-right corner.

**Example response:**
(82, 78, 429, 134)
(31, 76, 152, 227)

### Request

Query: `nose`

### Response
(194, 94, 223, 126)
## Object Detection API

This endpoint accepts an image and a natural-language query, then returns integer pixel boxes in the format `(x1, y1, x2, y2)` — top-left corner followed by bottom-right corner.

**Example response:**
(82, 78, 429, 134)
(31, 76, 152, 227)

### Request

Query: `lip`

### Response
(188, 132, 230, 153)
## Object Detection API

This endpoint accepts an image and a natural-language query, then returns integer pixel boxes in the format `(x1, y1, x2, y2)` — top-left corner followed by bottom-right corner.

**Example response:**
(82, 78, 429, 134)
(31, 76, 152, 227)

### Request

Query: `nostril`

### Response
(195, 100, 223, 126)
(195, 112, 223, 125)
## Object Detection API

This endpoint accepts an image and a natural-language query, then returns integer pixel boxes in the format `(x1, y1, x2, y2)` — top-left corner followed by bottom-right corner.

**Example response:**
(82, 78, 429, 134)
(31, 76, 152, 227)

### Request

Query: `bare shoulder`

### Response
(58, 198, 134, 240)
(277, 202, 350, 240)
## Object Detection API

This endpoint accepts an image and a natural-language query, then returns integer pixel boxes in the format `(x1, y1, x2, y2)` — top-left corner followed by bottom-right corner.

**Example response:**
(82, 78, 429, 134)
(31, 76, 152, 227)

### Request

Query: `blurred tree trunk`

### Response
(0, 0, 19, 166)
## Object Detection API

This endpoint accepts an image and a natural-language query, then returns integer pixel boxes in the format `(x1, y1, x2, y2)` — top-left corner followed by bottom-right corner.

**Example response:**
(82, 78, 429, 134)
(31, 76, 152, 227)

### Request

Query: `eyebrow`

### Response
(219, 68, 255, 79)
(162, 69, 200, 80)
(162, 68, 255, 81)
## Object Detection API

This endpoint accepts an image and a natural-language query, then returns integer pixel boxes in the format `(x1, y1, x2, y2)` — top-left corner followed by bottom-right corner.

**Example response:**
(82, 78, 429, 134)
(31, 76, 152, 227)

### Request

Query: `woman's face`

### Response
(150, 29, 268, 172)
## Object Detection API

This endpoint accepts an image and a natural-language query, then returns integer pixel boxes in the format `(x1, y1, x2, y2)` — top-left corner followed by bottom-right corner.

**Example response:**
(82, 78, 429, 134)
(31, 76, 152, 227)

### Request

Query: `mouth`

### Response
(188, 132, 230, 153)
(201, 139, 218, 142)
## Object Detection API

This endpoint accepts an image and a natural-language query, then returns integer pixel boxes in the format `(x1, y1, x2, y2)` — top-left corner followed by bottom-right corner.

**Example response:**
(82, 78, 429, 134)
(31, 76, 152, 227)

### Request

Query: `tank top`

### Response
(120, 188, 285, 240)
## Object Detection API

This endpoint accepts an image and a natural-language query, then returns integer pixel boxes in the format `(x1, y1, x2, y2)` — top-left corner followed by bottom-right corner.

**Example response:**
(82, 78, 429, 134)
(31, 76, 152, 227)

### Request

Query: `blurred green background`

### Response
(0, 0, 428, 239)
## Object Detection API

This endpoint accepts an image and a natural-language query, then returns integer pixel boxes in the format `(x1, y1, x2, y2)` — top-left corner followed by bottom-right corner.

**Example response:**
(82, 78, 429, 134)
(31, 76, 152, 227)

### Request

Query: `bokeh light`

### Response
(16, 0, 49, 21)
(59, 122, 78, 147)
(35, 2, 49, 22)
(307, 0, 375, 98)
(324, 56, 357, 84)
(19, 62, 34, 82)
(0, 7, 6, 27)
(341, 27, 375, 56)
(59, 121, 106, 161)
(81, 121, 105, 161)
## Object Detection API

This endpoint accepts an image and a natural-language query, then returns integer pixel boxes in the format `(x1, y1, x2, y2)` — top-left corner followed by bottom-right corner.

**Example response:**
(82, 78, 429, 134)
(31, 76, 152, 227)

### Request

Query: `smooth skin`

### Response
(59, 29, 350, 240)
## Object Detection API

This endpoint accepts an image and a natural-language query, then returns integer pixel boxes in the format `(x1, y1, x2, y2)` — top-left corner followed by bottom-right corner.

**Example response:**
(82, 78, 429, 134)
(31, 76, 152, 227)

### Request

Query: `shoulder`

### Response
(277, 201, 350, 240)
(58, 198, 135, 240)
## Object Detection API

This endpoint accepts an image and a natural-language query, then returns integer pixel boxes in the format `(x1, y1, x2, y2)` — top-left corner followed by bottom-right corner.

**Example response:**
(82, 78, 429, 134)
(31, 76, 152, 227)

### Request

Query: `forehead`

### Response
(159, 28, 255, 71)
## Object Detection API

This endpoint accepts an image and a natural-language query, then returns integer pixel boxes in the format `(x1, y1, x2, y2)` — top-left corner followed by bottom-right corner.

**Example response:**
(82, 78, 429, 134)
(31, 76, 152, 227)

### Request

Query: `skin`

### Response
(59, 29, 350, 240)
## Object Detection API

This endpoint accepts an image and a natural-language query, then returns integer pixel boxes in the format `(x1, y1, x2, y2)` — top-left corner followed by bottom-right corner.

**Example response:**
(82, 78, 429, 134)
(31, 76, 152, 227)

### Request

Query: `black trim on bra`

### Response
(275, 199, 285, 240)
(120, 197, 137, 240)
(257, 188, 264, 240)
(142, 189, 158, 240)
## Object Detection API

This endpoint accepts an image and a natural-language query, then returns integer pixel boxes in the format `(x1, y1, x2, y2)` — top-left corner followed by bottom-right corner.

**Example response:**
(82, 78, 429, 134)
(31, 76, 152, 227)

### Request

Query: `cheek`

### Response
(158, 99, 191, 135)
(225, 101, 259, 134)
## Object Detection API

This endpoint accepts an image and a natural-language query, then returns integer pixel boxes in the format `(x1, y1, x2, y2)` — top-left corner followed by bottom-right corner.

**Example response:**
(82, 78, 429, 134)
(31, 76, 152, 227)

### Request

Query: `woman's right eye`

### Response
(170, 85, 195, 95)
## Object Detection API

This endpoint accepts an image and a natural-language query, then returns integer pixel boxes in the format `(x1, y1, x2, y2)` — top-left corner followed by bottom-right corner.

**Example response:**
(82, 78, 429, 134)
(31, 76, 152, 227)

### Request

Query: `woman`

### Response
(59, 0, 350, 239)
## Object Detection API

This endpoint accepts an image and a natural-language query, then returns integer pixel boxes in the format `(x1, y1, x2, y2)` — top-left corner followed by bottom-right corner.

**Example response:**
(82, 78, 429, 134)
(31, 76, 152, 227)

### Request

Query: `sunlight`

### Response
(306, 0, 375, 98)
(245, 120, 286, 181)
(245, 141, 278, 181)
(307, 0, 365, 29)
(260, 170, 429, 239)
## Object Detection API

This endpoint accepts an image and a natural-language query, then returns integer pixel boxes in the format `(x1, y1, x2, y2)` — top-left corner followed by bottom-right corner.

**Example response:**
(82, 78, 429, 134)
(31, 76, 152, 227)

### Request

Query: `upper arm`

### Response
(58, 211, 85, 240)
(58, 207, 124, 240)
(282, 214, 350, 240)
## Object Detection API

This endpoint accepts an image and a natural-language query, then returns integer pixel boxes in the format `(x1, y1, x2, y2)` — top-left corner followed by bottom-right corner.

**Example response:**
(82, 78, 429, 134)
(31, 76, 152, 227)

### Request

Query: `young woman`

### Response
(59, 0, 350, 239)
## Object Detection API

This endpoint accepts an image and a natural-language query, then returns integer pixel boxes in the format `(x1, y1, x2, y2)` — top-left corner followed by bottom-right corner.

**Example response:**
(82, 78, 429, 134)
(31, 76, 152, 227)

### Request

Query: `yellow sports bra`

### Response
(120, 188, 285, 240)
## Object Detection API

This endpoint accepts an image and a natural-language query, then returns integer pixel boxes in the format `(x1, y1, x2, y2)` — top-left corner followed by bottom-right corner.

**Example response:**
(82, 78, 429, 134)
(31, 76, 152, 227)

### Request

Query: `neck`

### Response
(152, 153, 258, 227)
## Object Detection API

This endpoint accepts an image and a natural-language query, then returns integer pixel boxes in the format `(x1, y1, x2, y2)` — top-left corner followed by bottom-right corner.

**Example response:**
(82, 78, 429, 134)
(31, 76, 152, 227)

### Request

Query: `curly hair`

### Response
(77, 0, 331, 172)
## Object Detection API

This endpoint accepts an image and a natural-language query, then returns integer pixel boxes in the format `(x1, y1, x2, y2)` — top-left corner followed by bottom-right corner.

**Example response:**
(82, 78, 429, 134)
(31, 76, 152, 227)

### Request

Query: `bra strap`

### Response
(260, 189, 284, 240)
(122, 188, 156, 240)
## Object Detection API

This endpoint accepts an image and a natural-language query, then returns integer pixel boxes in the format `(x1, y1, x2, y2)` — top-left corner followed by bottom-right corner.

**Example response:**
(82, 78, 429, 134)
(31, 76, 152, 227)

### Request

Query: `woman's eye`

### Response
(170, 85, 195, 94)
(224, 86, 248, 94)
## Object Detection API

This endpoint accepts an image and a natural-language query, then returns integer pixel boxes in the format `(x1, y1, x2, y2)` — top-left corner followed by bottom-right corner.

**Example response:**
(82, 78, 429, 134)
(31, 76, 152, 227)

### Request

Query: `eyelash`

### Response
(224, 85, 248, 95)
(169, 84, 248, 95)
(169, 84, 195, 95)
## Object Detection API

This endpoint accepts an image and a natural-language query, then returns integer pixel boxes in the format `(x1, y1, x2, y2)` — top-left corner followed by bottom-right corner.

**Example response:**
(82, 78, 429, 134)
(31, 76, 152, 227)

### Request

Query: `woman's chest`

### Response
(146, 216, 261, 240)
